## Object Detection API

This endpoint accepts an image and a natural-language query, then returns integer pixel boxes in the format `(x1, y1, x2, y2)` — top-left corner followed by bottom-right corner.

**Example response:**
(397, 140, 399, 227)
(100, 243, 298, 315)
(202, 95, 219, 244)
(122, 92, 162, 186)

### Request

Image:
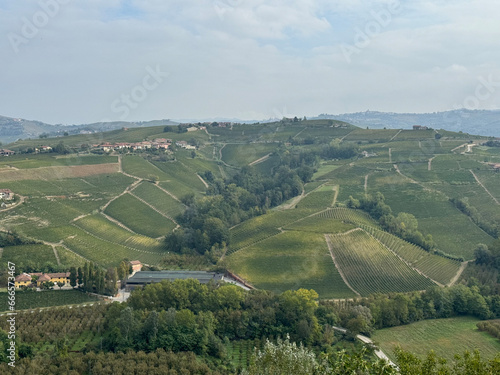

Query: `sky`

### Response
(0, 0, 499, 124)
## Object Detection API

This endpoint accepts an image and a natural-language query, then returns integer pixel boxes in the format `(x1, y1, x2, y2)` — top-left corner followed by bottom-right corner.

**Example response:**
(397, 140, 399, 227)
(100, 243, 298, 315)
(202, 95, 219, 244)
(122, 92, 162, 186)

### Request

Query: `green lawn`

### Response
(372, 316, 500, 363)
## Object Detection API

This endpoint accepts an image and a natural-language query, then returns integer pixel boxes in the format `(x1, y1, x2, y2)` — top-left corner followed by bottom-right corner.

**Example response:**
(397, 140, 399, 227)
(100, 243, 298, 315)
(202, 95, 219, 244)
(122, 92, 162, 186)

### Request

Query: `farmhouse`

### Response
(413, 125, 429, 130)
(0, 189, 14, 200)
(129, 260, 143, 273)
(0, 149, 15, 156)
(14, 273, 32, 288)
(14, 272, 70, 289)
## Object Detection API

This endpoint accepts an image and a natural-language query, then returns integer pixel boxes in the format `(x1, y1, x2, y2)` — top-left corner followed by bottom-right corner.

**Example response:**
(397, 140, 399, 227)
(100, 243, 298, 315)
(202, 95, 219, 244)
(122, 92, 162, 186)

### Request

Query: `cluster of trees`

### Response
(319, 284, 500, 337)
(166, 165, 308, 255)
(451, 197, 499, 238)
(245, 337, 500, 375)
(0, 230, 35, 247)
(71, 260, 129, 296)
(477, 320, 500, 340)
(123, 281, 320, 346)
(348, 193, 437, 252)
(485, 140, 500, 147)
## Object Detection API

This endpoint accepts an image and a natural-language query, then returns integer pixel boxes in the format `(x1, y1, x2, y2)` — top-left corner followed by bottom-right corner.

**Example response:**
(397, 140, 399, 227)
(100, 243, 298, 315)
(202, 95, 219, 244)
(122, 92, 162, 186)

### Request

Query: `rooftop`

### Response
(126, 270, 224, 285)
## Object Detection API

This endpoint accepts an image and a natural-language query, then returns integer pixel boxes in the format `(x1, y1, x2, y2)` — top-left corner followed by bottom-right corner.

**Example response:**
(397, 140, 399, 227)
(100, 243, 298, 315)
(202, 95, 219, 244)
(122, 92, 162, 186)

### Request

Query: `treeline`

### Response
(71, 260, 130, 296)
(477, 320, 500, 340)
(104, 281, 321, 355)
(485, 140, 500, 147)
(348, 193, 438, 254)
(0, 230, 37, 247)
(245, 337, 500, 375)
(320, 284, 500, 336)
(451, 197, 499, 238)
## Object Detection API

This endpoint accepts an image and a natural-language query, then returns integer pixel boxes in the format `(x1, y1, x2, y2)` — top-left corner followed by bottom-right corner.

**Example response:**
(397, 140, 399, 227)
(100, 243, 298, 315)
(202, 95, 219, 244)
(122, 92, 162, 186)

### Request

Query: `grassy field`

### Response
(0, 290, 99, 311)
(372, 316, 500, 363)
(226, 231, 356, 298)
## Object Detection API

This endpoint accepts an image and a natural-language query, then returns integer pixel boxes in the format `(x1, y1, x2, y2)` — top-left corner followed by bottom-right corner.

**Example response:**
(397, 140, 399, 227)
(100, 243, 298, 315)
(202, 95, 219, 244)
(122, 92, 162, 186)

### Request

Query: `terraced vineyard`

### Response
(226, 231, 356, 298)
(63, 226, 164, 267)
(296, 186, 336, 209)
(74, 214, 164, 252)
(104, 193, 177, 238)
(363, 227, 461, 285)
(326, 230, 436, 296)
(317, 208, 379, 228)
(132, 181, 185, 219)
(228, 209, 317, 253)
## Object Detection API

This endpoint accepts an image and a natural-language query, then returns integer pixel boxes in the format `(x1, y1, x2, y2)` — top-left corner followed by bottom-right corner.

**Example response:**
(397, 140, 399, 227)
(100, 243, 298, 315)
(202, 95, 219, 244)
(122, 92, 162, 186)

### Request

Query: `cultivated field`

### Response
(326, 230, 436, 296)
(372, 316, 500, 363)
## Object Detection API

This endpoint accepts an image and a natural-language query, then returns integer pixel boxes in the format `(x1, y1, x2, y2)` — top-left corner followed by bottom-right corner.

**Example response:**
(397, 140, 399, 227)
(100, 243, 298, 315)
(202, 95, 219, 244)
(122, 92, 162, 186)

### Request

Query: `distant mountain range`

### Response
(2, 109, 499, 145)
(312, 109, 500, 137)
(0, 116, 177, 145)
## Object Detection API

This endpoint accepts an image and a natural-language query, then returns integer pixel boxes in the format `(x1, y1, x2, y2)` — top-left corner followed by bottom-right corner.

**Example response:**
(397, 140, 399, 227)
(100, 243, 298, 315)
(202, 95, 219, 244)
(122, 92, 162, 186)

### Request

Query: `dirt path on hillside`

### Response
(428, 156, 435, 171)
(154, 182, 183, 203)
(292, 127, 307, 139)
(332, 185, 339, 206)
(393, 164, 420, 185)
(364, 175, 369, 195)
(388, 148, 392, 163)
(41, 240, 91, 262)
(129, 191, 179, 225)
(100, 212, 136, 233)
(0, 195, 25, 212)
(451, 143, 468, 152)
(197, 174, 209, 188)
(389, 129, 402, 141)
(279, 189, 305, 210)
(249, 153, 271, 166)
(324, 234, 361, 297)
(470, 170, 500, 205)
(51, 245, 61, 265)
(448, 260, 472, 287)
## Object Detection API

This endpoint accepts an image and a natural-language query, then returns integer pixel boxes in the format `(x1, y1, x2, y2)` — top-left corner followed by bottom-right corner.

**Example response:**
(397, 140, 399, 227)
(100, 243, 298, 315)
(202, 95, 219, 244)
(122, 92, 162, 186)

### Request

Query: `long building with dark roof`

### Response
(125, 270, 250, 291)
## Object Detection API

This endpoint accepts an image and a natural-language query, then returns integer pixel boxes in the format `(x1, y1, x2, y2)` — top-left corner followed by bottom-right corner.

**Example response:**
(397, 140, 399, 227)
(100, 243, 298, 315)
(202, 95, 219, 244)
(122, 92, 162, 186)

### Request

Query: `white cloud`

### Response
(0, 0, 499, 124)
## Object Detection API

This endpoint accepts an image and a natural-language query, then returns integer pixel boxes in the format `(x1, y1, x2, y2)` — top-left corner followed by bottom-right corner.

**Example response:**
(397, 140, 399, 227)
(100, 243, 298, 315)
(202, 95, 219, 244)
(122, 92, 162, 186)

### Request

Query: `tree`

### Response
(246, 336, 317, 375)
(69, 267, 77, 288)
(77, 267, 83, 286)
